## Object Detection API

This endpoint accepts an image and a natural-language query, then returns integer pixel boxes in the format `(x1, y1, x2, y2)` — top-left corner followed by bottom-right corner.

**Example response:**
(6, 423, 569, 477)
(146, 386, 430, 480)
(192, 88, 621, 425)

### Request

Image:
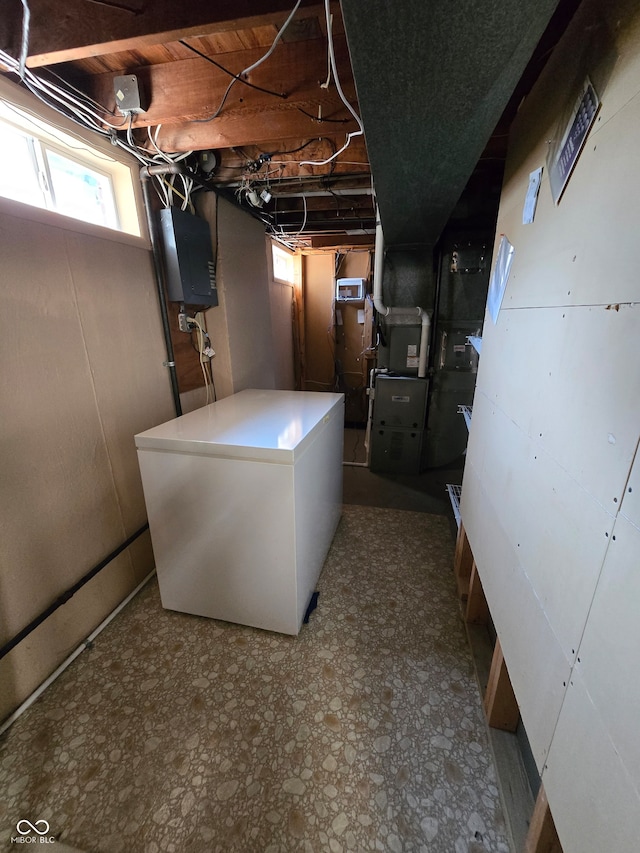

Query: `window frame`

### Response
(271, 242, 298, 285)
(0, 75, 147, 245)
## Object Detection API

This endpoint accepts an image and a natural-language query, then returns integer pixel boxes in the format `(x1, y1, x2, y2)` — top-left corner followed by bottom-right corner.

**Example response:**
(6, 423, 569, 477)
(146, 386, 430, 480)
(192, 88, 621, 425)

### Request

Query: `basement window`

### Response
(0, 89, 142, 237)
(272, 243, 297, 284)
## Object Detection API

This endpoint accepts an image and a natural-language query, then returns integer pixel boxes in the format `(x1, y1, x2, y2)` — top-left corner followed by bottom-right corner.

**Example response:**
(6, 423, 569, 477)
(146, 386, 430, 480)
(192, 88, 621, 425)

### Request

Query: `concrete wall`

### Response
(461, 0, 640, 849)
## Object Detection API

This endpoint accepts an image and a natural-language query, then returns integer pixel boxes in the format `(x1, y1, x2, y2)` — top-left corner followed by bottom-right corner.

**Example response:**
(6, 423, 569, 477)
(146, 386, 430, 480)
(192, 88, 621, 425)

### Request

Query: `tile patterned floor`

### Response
(0, 506, 509, 853)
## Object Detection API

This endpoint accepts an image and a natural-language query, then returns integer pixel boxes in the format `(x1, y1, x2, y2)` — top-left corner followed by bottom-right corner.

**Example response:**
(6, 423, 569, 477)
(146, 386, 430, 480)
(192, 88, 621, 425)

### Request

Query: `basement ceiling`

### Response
(0, 0, 581, 249)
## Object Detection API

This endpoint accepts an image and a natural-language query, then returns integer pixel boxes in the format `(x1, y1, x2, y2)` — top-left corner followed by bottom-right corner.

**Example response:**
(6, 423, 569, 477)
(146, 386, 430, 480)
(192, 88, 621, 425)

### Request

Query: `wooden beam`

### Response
(214, 139, 370, 183)
(523, 786, 563, 853)
(154, 109, 357, 154)
(270, 194, 374, 214)
(453, 523, 474, 600)
(2, 0, 328, 67)
(82, 36, 359, 150)
(484, 638, 519, 732)
(465, 561, 489, 625)
(307, 234, 374, 249)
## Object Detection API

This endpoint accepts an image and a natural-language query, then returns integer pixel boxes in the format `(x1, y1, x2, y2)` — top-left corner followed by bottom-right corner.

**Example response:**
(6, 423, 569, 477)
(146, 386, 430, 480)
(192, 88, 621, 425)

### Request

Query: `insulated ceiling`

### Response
(340, 0, 562, 248)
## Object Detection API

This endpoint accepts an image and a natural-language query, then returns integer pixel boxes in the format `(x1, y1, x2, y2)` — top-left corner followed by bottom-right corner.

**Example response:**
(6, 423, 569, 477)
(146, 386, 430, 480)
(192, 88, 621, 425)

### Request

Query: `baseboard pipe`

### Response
(0, 570, 156, 738)
(0, 523, 150, 661)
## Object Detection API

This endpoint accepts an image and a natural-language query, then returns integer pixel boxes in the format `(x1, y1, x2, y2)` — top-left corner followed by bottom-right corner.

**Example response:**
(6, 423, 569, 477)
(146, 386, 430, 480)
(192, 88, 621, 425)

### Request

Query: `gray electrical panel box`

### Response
(159, 207, 218, 308)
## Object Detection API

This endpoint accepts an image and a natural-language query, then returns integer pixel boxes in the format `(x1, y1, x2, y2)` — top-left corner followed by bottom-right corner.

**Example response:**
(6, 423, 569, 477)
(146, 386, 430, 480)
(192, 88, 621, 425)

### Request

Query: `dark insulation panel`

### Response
(341, 0, 561, 248)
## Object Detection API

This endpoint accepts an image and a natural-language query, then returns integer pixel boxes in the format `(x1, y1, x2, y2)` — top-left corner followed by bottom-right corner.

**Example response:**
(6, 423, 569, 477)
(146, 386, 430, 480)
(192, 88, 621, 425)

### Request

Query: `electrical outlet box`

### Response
(159, 207, 218, 307)
(178, 313, 191, 333)
(113, 74, 147, 115)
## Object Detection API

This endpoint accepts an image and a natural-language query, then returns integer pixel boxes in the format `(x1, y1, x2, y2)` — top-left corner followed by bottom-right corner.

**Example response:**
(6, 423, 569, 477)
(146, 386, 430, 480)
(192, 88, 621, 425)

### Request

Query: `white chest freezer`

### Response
(135, 389, 344, 635)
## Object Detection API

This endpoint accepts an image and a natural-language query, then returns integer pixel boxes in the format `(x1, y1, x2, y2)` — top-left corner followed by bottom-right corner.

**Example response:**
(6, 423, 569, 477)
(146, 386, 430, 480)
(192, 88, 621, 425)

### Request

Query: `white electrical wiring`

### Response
(0, 62, 195, 212)
(299, 0, 364, 168)
(294, 194, 308, 239)
(241, 0, 303, 77)
(196, 0, 302, 124)
(17, 0, 30, 80)
(320, 13, 333, 89)
(1, 0, 194, 209)
(190, 314, 214, 404)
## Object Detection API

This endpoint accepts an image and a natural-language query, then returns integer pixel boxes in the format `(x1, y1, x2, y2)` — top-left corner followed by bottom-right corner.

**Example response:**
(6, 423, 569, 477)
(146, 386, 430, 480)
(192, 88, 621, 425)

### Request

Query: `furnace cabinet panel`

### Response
(135, 390, 344, 635)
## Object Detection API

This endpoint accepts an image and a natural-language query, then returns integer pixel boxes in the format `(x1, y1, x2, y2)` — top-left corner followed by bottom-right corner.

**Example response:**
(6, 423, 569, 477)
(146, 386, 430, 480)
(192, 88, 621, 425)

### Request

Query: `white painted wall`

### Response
(461, 0, 640, 849)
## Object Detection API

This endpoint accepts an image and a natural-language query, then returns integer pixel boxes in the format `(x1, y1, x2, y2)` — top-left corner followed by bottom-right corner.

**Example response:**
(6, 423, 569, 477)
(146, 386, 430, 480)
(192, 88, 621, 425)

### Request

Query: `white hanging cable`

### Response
(294, 194, 308, 240)
(320, 12, 333, 89)
(196, 0, 302, 124)
(299, 0, 364, 167)
(242, 0, 302, 75)
(17, 0, 31, 80)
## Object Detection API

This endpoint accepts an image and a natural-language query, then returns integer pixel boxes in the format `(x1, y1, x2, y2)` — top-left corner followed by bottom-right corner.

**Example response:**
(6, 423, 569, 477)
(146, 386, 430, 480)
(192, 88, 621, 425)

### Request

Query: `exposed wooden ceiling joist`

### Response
(80, 35, 358, 152)
(306, 234, 374, 249)
(0, 0, 581, 249)
(212, 138, 370, 184)
(1, 0, 327, 67)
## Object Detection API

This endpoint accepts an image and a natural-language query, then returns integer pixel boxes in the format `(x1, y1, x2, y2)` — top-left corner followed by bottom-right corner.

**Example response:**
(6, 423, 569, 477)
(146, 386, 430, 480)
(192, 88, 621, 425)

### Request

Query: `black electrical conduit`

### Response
(0, 523, 149, 661)
(140, 162, 184, 418)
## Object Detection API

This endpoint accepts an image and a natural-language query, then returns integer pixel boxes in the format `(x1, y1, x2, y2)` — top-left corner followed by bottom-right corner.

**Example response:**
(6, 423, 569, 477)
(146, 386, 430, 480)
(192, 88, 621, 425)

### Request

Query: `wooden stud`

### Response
(484, 638, 519, 732)
(453, 523, 473, 600)
(523, 785, 563, 853)
(465, 560, 489, 625)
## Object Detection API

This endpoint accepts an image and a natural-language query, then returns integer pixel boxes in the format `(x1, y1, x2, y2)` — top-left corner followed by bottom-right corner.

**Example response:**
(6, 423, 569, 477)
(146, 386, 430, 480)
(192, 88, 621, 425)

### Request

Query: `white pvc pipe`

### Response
(418, 311, 431, 378)
(373, 214, 430, 378)
(0, 569, 156, 737)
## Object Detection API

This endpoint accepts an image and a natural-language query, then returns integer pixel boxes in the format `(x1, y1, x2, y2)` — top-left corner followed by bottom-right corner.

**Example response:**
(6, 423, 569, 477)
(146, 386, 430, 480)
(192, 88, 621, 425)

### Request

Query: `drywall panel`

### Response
(339, 249, 371, 280)
(461, 464, 570, 770)
(467, 390, 615, 660)
(64, 231, 176, 528)
(493, 0, 640, 311)
(0, 551, 137, 723)
(303, 253, 336, 391)
(461, 0, 640, 844)
(0, 197, 174, 720)
(266, 237, 297, 391)
(476, 303, 640, 511)
(496, 99, 640, 311)
(620, 441, 640, 528)
(269, 279, 296, 390)
(571, 514, 640, 792)
(0, 213, 127, 640)
(218, 197, 276, 393)
(196, 193, 233, 401)
(543, 668, 640, 853)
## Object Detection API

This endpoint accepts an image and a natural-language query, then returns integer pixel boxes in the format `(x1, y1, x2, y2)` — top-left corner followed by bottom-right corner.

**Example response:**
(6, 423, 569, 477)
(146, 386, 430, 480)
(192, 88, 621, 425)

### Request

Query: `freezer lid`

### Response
(135, 389, 344, 463)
